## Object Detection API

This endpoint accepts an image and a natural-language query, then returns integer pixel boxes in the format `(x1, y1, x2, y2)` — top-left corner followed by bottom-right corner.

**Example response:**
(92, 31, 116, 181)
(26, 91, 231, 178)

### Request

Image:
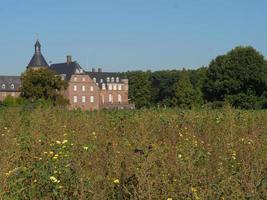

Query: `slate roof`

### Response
(27, 40, 49, 68)
(86, 72, 124, 84)
(50, 61, 84, 81)
(0, 76, 21, 92)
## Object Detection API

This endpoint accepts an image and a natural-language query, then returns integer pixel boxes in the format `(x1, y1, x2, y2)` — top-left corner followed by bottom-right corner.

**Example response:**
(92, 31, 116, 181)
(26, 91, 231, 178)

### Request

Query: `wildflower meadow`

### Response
(0, 106, 267, 199)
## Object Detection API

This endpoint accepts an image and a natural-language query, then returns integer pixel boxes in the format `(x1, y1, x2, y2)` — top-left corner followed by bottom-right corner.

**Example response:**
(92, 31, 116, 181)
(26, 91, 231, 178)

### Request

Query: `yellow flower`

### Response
(83, 146, 89, 150)
(191, 187, 197, 193)
(34, 179, 37, 183)
(113, 179, 120, 184)
(92, 132, 96, 136)
(4, 127, 7, 130)
(50, 176, 60, 183)
(62, 139, 68, 144)
(178, 154, 182, 158)
(56, 141, 61, 145)
(167, 198, 173, 200)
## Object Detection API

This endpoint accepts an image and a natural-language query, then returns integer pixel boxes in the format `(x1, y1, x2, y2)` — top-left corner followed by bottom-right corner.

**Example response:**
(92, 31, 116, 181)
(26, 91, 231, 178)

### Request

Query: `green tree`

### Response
(124, 71, 152, 108)
(173, 70, 203, 108)
(204, 46, 267, 108)
(20, 68, 68, 105)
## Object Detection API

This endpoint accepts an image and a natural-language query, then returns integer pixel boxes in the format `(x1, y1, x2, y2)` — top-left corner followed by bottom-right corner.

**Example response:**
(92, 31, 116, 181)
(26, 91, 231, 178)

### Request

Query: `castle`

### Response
(0, 41, 134, 110)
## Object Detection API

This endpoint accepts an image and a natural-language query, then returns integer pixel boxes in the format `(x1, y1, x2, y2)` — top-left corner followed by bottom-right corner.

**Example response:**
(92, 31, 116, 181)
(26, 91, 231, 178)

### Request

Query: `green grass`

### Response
(0, 106, 267, 199)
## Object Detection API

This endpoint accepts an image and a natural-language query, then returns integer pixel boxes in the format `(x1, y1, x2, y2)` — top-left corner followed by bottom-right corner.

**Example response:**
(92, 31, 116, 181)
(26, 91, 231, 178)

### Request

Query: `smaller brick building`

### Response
(0, 40, 134, 110)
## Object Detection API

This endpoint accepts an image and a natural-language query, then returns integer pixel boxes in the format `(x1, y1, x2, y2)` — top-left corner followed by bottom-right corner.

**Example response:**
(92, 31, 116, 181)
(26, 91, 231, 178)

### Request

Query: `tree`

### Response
(173, 70, 203, 108)
(21, 68, 68, 105)
(124, 71, 152, 108)
(204, 46, 267, 108)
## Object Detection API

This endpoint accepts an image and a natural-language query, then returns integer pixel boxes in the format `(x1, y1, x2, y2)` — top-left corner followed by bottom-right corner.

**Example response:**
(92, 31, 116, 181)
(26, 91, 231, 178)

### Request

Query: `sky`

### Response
(0, 0, 267, 75)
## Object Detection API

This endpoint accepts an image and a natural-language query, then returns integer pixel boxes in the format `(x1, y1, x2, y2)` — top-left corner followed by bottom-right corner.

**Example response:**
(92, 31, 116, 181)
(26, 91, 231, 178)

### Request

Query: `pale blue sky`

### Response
(0, 0, 267, 74)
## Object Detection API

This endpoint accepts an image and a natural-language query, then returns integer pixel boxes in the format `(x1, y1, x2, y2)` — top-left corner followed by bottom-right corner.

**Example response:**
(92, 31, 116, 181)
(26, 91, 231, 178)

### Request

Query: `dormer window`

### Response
(102, 83, 106, 90)
(93, 77, 96, 82)
(100, 79, 103, 83)
(116, 77, 119, 83)
(111, 77, 114, 83)
(107, 77, 110, 82)
(2, 84, 5, 89)
(10, 84, 14, 89)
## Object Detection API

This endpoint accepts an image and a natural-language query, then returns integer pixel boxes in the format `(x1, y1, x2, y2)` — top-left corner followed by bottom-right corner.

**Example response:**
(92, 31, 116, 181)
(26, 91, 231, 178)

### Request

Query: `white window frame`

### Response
(11, 84, 14, 89)
(82, 77, 86, 82)
(73, 96, 78, 103)
(108, 94, 113, 103)
(118, 94, 122, 103)
(82, 85, 86, 92)
(108, 84, 112, 90)
(74, 77, 77, 81)
(116, 77, 119, 83)
(90, 86, 94, 92)
(118, 84, 122, 90)
(74, 85, 77, 91)
(2, 84, 5, 89)
(90, 96, 94, 103)
(113, 84, 117, 90)
(82, 96, 86, 103)
(102, 84, 106, 90)
(111, 77, 114, 83)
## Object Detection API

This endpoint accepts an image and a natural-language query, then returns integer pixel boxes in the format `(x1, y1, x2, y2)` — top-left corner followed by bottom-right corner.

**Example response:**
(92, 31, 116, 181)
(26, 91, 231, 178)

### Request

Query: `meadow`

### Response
(0, 106, 266, 199)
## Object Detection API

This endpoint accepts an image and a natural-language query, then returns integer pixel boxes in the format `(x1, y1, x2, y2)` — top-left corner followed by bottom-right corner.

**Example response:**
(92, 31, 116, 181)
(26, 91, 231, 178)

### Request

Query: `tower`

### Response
(27, 40, 49, 70)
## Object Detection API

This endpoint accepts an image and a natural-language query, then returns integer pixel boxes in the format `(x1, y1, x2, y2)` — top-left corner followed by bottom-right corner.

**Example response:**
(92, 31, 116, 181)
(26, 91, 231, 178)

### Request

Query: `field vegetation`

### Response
(0, 105, 266, 199)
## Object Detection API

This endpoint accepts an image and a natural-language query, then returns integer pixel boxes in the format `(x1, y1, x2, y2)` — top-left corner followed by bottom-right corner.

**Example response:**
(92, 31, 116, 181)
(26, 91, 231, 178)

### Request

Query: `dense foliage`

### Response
(20, 68, 68, 106)
(0, 107, 266, 199)
(124, 46, 267, 109)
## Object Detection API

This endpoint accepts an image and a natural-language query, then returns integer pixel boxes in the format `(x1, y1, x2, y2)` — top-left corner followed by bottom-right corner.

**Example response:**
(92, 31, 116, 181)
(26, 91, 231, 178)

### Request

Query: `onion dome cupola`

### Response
(27, 40, 49, 70)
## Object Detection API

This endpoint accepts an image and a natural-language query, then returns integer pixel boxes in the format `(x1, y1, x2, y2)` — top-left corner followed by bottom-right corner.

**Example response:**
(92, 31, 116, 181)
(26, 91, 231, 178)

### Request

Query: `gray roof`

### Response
(0, 76, 21, 91)
(86, 72, 123, 84)
(27, 40, 49, 68)
(50, 61, 84, 81)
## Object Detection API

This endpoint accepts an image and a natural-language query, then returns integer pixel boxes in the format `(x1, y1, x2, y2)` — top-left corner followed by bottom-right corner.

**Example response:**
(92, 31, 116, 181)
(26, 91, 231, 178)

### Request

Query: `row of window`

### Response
(72, 76, 121, 83)
(93, 77, 120, 83)
(1, 92, 16, 97)
(73, 85, 94, 92)
(73, 77, 86, 82)
(1, 84, 15, 90)
(104, 94, 122, 103)
(73, 94, 123, 104)
(73, 95, 94, 103)
(102, 84, 122, 90)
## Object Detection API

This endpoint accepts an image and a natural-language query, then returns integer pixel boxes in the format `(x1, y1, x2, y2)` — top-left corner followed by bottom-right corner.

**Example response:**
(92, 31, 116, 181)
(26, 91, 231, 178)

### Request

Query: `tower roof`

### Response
(27, 40, 49, 69)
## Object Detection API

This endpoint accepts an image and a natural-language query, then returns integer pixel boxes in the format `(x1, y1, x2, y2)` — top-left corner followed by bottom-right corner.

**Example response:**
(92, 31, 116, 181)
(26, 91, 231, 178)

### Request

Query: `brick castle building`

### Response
(0, 40, 134, 110)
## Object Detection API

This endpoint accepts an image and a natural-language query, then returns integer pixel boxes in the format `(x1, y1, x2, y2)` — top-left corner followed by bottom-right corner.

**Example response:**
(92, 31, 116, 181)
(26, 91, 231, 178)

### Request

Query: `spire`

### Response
(34, 40, 41, 53)
(27, 40, 49, 69)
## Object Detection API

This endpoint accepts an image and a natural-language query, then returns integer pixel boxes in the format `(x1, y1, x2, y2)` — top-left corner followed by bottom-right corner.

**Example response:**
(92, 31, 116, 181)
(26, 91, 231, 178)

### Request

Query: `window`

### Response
(113, 84, 117, 90)
(11, 84, 14, 89)
(90, 96, 94, 103)
(118, 94, 122, 103)
(118, 84, 122, 90)
(74, 85, 77, 91)
(90, 86, 94, 91)
(74, 77, 77, 81)
(100, 79, 103, 83)
(108, 94, 113, 103)
(93, 77, 96, 82)
(108, 84, 112, 90)
(82, 96, 86, 103)
(102, 84, 106, 90)
(82, 77, 86, 81)
(111, 77, 114, 83)
(82, 85, 85, 92)
(73, 96, 77, 103)
(107, 77, 110, 82)
(116, 77, 119, 83)
(2, 84, 5, 89)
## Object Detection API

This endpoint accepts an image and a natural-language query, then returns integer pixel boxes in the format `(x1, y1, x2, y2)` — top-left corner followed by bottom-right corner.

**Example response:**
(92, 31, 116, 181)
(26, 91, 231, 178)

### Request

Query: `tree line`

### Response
(124, 46, 267, 109)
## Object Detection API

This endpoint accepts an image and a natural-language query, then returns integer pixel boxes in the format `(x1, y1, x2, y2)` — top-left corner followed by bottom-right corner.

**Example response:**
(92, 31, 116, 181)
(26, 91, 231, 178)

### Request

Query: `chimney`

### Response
(67, 55, 72, 64)
(92, 68, 96, 72)
(98, 68, 102, 73)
